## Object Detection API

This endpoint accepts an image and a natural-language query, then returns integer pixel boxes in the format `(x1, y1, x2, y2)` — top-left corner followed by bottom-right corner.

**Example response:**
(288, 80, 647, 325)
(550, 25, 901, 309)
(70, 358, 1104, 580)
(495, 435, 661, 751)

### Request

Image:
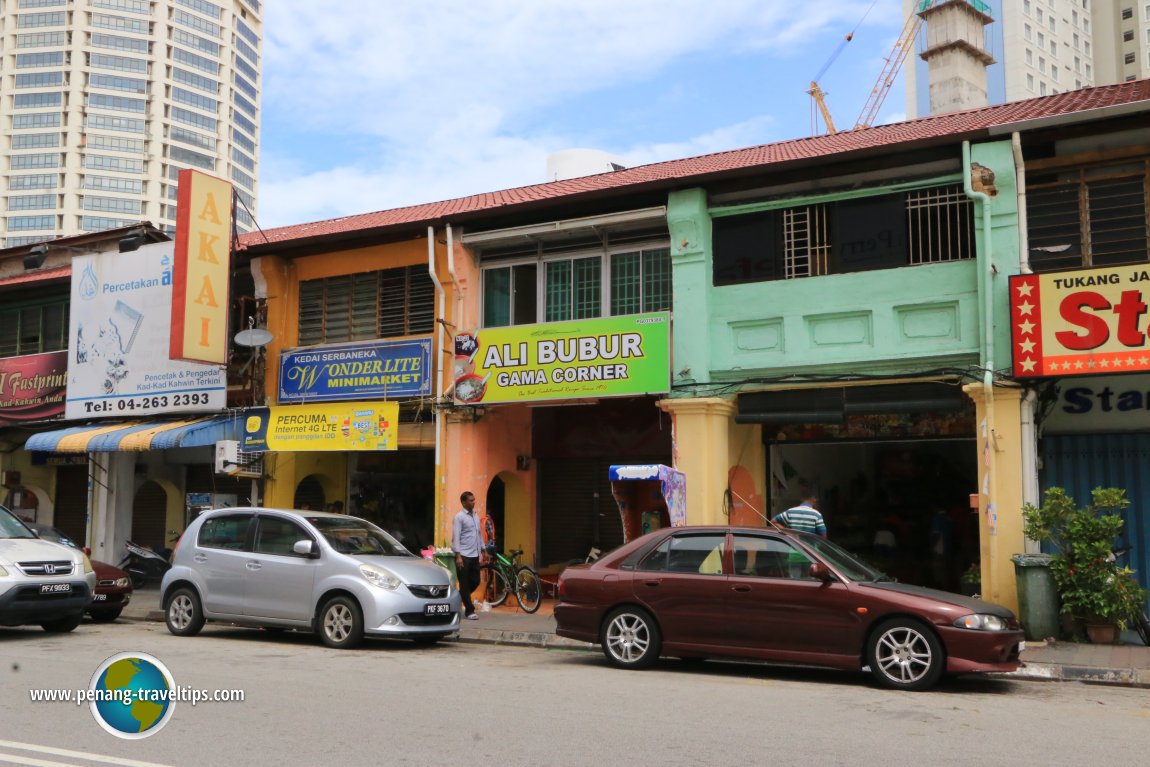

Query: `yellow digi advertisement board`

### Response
(452, 313, 670, 405)
(240, 402, 398, 452)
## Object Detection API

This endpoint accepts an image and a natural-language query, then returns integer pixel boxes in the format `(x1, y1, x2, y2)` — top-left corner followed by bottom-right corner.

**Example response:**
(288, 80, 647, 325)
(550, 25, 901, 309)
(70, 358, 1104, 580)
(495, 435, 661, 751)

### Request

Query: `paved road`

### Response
(4, 621, 1150, 767)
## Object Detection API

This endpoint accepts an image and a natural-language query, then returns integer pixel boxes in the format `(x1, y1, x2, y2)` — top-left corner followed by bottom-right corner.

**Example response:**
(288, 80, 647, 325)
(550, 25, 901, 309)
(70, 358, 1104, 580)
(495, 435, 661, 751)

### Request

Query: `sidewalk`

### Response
(120, 588, 1150, 687)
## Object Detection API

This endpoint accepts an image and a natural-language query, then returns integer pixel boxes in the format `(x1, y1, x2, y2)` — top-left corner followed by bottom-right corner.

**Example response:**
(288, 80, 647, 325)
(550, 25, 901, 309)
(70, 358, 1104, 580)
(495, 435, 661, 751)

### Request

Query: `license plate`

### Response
(93, 594, 107, 601)
(424, 603, 451, 616)
(40, 583, 71, 595)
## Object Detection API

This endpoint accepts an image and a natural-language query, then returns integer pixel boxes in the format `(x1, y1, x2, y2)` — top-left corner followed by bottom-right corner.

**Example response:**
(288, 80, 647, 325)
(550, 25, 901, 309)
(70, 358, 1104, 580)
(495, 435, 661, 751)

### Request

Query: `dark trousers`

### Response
(458, 556, 480, 616)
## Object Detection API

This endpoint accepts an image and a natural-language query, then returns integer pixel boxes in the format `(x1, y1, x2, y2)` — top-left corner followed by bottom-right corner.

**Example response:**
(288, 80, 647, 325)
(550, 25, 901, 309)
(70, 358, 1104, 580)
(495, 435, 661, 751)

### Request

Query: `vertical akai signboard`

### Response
(65, 244, 226, 419)
(171, 169, 232, 365)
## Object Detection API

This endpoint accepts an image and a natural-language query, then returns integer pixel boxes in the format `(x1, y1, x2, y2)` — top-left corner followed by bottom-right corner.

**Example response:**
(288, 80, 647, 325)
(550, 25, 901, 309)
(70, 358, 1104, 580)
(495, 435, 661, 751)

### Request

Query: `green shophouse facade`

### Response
(660, 138, 1026, 610)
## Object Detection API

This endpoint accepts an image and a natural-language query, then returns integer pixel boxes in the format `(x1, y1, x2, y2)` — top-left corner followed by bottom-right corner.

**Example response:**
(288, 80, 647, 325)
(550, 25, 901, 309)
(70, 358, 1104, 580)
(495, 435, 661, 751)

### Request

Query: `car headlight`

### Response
(0, 564, 7, 577)
(82, 554, 94, 574)
(954, 614, 1008, 631)
(113, 577, 131, 588)
(360, 564, 401, 590)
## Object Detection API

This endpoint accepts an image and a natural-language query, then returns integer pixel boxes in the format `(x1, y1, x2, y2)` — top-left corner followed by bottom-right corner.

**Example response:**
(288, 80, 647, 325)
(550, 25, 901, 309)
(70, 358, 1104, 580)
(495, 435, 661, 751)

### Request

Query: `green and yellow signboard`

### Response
(241, 402, 398, 452)
(452, 313, 670, 405)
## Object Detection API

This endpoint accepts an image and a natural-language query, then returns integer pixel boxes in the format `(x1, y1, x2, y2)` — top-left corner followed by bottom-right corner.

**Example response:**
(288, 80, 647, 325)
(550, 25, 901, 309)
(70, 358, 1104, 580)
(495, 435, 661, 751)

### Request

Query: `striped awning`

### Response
(25, 415, 241, 453)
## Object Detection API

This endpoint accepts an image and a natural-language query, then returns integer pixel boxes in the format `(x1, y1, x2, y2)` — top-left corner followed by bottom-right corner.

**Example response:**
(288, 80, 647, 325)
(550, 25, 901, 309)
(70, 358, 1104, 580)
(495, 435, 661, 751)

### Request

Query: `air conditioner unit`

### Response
(214, 440, 262, 477)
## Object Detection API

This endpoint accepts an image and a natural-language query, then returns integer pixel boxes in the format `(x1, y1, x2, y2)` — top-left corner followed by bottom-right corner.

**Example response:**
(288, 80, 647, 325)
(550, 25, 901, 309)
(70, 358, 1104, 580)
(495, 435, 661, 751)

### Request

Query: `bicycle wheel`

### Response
(1134, 608, 1150, 647)
(514, 567, 543, 614)
(481, 565, 510, 607)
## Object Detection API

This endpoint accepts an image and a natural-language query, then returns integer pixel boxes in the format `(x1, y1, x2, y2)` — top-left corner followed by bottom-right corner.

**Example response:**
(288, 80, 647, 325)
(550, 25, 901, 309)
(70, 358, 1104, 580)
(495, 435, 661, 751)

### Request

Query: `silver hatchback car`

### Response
(161, 508, 461, 648)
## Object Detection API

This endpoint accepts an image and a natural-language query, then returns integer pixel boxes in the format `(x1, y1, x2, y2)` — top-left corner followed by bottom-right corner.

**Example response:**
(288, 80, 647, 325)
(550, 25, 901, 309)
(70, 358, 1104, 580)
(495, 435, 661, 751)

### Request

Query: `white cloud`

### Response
(257, 0, 899, 228)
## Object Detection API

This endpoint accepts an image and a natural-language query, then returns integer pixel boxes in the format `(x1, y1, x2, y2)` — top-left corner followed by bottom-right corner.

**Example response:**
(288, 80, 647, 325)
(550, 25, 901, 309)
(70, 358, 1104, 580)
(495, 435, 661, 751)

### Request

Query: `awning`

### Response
(25, 415, 242, 453)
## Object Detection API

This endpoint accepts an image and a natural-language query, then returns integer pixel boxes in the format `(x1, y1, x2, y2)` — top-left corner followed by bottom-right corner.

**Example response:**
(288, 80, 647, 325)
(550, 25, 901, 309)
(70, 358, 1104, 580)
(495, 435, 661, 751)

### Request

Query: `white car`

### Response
(0, 505, 97, 633)
(161, 507, 462, 648)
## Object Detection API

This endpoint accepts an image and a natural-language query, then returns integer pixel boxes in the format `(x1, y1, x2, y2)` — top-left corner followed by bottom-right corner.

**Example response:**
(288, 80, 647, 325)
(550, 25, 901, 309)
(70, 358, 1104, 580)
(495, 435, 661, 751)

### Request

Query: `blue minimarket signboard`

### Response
(278, 338, 432, 403)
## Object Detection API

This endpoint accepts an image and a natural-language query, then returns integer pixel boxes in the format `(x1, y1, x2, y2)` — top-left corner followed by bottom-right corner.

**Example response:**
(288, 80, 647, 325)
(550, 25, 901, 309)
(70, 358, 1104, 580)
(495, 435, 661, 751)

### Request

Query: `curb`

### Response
(118, 607, 1149, 686)
(123, 608, 592, 651)
(454, 629, 592, 650)
(1007, 662, 1150, 687)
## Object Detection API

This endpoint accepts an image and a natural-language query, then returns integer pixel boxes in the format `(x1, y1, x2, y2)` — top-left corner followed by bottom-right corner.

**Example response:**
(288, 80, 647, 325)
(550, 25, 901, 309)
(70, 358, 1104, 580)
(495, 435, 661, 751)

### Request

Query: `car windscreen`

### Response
(30, 524, 78, 549)
(797, 533, 890, 582)
(0, 506, 36, 539)
(306, 516, 411, 557)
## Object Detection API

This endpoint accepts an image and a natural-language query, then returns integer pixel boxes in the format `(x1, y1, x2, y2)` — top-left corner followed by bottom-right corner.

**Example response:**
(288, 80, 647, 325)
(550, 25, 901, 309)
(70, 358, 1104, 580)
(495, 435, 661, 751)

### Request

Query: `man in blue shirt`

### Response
(452, 491, 486, 620)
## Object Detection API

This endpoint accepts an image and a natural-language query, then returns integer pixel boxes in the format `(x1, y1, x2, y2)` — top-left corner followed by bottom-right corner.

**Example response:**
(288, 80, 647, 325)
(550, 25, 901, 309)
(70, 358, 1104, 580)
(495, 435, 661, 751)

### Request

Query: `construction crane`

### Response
(809, 0, 940, 135)
(854, 8, 925, 129)
(808, 32, 852, 135)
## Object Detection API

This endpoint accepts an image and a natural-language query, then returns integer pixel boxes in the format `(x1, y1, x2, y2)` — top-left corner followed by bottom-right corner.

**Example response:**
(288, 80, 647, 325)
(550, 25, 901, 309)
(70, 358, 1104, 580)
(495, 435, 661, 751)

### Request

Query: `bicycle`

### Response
(1111, 546, 1150, 647)
(480, 548, 543, 614)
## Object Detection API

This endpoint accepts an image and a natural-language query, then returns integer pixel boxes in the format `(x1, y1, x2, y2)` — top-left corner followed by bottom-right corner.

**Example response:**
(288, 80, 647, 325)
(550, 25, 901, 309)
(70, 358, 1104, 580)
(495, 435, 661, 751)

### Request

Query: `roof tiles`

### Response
(240, 80, 1150, 251)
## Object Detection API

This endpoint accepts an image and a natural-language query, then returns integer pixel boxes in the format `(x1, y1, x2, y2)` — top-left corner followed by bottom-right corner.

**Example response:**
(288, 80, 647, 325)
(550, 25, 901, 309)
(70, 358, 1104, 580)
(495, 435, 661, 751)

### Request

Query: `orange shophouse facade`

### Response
(246, 229, 449, 553)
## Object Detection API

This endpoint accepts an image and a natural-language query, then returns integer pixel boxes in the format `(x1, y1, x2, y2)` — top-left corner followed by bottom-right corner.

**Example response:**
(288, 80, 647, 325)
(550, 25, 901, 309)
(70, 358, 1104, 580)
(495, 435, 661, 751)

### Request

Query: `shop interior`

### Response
(348, 450, 435, 553)
(770, 438, 979, 591)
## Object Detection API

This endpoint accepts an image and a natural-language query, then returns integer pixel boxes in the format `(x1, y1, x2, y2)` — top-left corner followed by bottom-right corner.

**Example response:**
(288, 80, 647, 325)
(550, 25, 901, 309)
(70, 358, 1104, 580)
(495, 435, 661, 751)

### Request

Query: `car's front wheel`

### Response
(89, 608, 123, 623)
(40, 614, 82, 633)
(866, 618, 944, 691)
(165, 587, 205, 637)
(318, 596, 363, 649)
(601, 606, 661, 669)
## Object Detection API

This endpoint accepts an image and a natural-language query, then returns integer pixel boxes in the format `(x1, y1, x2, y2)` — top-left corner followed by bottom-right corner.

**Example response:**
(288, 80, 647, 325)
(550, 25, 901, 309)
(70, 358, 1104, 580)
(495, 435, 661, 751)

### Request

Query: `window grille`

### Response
(783, 205, 831, 278)
(906, 185, 975, 264)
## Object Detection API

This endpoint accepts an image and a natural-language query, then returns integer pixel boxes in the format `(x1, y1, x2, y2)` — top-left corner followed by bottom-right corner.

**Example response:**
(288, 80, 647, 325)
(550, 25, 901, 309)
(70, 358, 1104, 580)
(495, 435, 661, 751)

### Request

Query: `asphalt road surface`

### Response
(3, 620, 1150, 767)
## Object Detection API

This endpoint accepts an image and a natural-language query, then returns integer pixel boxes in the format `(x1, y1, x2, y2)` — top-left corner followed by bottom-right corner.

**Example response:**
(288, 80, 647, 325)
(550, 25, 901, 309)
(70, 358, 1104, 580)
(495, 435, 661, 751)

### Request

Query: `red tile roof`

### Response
(0, 265, 71, 286)
(240, 80, 1150, 251)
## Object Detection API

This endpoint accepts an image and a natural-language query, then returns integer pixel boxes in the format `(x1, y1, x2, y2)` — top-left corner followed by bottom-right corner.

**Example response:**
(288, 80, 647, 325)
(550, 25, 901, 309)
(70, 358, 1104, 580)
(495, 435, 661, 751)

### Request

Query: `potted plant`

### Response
(959, 563, 981, 597)
(1022, 487, 1148, 643)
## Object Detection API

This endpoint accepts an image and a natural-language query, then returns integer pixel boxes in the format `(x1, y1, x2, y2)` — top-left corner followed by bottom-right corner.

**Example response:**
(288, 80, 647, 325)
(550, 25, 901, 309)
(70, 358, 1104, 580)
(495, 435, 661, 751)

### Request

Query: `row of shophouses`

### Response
(2, 79, 1150, 615)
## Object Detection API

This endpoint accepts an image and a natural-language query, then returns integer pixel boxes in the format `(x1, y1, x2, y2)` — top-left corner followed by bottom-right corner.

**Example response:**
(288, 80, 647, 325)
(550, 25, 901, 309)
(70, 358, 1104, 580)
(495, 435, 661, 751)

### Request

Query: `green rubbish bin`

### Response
(1011, 553, 1059, 641)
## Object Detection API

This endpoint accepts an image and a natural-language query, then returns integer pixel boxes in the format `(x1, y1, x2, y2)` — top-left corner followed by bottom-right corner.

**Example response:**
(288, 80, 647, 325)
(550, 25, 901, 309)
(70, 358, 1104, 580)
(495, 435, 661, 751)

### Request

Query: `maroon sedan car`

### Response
(29, 523, 133, 622)
(555, 526, 1023, 691)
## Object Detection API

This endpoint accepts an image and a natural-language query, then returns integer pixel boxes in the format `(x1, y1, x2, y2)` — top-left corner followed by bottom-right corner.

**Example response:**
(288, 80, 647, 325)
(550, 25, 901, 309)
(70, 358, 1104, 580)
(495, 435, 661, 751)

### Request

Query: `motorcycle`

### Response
(118, 540, 172, 590)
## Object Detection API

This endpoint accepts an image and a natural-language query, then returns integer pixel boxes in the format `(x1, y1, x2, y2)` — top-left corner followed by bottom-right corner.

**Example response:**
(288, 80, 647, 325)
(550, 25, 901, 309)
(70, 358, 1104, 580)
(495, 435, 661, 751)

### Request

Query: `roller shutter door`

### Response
(53, 465, 89, 544)
(538, 454, 666, 568)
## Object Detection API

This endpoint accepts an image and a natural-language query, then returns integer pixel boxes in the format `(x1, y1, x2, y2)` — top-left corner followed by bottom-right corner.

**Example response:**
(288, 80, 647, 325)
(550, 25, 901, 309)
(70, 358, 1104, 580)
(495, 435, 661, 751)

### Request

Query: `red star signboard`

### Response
(1010, 265, 1150, 378)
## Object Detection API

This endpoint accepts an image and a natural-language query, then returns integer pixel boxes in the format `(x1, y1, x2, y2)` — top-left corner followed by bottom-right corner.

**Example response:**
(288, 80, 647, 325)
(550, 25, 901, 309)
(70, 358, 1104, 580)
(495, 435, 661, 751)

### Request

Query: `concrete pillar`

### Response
(658, 397, 737, 526)
(964, 382, 1025, 613)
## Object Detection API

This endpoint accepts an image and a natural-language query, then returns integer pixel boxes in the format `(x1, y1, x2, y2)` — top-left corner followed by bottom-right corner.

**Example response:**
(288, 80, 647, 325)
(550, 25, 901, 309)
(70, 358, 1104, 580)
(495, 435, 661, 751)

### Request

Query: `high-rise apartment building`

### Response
(905, 0, 1150, 118)
(1, 0, 261, 248)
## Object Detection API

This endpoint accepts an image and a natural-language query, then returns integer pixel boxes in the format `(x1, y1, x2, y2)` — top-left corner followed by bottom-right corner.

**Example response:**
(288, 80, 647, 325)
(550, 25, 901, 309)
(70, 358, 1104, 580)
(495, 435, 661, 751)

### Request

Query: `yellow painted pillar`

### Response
(964, 382, 1025, 614)
(658, 397, 737, 525)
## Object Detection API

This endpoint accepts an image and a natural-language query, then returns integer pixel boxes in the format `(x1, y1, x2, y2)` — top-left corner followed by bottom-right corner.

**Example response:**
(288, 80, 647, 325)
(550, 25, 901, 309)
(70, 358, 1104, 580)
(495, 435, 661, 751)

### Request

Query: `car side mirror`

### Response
(809, 562, 834, 582)
(293, 539, 318, 558)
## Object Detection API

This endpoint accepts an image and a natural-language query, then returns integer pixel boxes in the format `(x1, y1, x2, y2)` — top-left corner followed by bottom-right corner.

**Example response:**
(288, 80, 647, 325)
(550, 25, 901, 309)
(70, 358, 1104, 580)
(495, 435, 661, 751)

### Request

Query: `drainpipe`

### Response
(962, 140, 995, 394)
(963, 140, 998, 590)
(446, 223, 460, 322)
(428, 227, 446, 538)
(1012, 131, 1041, 527)
(1011, 133, 1031, 274)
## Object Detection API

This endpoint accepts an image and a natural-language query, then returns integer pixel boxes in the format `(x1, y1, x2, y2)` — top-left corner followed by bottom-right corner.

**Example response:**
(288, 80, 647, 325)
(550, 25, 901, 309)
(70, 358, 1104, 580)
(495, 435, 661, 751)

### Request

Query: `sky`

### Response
(255, 0, 913, 230)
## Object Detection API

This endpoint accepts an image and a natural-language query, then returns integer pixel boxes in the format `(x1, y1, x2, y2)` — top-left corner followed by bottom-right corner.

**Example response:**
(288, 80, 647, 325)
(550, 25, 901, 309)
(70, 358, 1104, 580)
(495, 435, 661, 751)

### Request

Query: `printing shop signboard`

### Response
(65, 244, 226, 419)
(452, 313, 670, 405)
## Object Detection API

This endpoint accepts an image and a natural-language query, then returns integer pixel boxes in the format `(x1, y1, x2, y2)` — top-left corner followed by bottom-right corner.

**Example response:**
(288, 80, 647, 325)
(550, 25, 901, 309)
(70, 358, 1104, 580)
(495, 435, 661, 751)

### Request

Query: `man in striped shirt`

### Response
(772, 494, 828, 538)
